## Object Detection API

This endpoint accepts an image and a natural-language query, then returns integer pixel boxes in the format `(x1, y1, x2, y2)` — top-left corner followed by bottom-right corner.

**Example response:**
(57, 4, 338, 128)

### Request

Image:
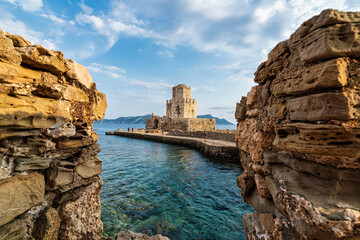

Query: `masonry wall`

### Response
(188, 118, 216, 131)
(168, 130, 235, 142)
(146, 116, 215, 132)
(0, 29, 106, 239)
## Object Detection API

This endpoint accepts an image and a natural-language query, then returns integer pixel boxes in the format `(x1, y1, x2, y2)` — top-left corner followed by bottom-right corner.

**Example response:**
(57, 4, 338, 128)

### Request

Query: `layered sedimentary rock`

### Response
(235, 9, 360, 239)
(0, 29, 106, 239)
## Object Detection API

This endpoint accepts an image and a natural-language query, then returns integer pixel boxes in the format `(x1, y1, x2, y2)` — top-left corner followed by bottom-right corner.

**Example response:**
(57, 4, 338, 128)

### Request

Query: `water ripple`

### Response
(95, 124, 253, 239)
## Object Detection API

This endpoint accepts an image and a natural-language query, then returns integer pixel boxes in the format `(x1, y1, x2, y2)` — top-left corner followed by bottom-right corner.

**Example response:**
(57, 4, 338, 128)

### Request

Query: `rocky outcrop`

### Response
(0, 29, 106, 239)
(115, 230, 170, 240)
(235, 9, 360, 239)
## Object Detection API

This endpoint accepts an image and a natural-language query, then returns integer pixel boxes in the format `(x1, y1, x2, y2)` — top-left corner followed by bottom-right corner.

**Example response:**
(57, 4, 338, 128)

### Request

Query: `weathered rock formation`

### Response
(235, 9, 360, 239)
(0, 29, 106, 239)
(114, 230, 170, 240)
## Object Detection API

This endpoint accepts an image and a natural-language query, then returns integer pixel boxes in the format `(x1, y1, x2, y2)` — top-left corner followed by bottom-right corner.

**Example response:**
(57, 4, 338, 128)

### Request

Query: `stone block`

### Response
(246, 109, 261, 118)
(273, 123, 360, 158)
(76, 156, 102, 179)
(263, 151, 360, 220)
(61, 85, 89, 102)
(255, 59, 284, 84)
(289, 9, 360, 45)
(242, 213, 268, 240)
(0, 30, 22, 65)
(259, 213, 275, 232)
(0, 61, 42, 84)
(246, 86, 258, 107)
(291, 22, 360, 63)
(45, 122, 76, 138)
(48, 167, 74, 188)
(58, 179, 103, 240)
(14, 157, 52, 171)
(272, 58, 348, 97)
(267, 103, 286, 119)
(0, 215, 28, 240)
(0, 173, 45, 226)
(65, 59, 93, 89)
(188, 118, 216, 131)
(263, 151, 360, 183)
(115, 230, 170, 240)
(309, 9, 360, 35)
(57, 137, 93, 149)
(267, 41, 289, 64)
(287, 92, 358, 121)
(0, 94, 72, 126)
(235, 97, 247, 121)
(32, 207, 60, 240)
(93, 91, 107, 121)
(4, 32, 31, 47)
(17, 45, 66, 76)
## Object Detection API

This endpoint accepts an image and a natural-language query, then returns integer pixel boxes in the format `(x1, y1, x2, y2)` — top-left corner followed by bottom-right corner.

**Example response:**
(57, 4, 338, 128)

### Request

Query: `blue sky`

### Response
(0, 0, 359, 123)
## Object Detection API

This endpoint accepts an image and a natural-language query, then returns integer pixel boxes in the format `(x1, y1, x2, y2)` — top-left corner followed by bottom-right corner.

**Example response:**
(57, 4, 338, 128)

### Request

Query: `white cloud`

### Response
(6, 0, 352, 63)
(40, 14, 75, 26)
(68, 41, 96, 60)
(87, 63, 126, 79)
(207, 62, 256, 83)
(158, 49, 174, 58)
(3, 0, 43, 11)
(0, 10, 56, 49)
(128, 79, 172, 92)
(75, 1, 164, 48)
(182, 0, 249, 20)
(254, 0, 286, 24)
(79, 1, 93, 15)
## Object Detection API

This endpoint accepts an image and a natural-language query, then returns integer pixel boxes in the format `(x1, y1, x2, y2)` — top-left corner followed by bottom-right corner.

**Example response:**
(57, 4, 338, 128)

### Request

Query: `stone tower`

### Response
(166, 84, 197, 118)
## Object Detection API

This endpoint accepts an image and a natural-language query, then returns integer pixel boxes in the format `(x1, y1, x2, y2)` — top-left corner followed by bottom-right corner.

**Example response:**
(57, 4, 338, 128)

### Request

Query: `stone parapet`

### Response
(106, 131, 238, 161)
(168, 130, 235, 142)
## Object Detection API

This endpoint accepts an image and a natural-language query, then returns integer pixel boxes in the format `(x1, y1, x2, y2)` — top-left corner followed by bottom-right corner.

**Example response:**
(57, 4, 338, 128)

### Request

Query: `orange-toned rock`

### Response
(5, 32, 31, 47)
(235, 9, 360, 239)
(0, 29, 22, 65)
(65, 59, 93, 88)
(0, 29, 106, 239)
(271, 58, 348, 97)
(0, 173, 44, 226)
(17, 45, 67, 76)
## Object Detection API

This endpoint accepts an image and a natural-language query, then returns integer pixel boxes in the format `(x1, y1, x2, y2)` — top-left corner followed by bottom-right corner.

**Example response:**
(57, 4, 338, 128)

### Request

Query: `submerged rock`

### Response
(235, 9, 360, 239)
(115, 230, 170, 240)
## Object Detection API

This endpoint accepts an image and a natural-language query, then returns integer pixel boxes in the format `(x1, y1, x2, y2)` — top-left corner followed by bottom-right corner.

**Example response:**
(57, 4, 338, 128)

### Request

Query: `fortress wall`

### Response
(168, 130, 235, 142)
(146, 116, 215, 132)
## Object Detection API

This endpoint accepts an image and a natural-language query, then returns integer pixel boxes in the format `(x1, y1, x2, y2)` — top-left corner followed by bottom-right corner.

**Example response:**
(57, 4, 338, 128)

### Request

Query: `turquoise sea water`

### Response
(95, 123, 252, 239)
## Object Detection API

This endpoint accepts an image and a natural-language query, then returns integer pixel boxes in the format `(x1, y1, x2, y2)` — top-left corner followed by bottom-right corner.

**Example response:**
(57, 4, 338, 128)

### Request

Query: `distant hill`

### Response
(97, 114, 152, 124)
(97, 114, 234, 125)
(197, 114, 234, 125)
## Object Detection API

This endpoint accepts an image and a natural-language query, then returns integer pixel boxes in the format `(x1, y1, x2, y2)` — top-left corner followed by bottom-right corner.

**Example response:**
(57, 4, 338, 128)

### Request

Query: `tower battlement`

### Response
(166, 84, 197, 118)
